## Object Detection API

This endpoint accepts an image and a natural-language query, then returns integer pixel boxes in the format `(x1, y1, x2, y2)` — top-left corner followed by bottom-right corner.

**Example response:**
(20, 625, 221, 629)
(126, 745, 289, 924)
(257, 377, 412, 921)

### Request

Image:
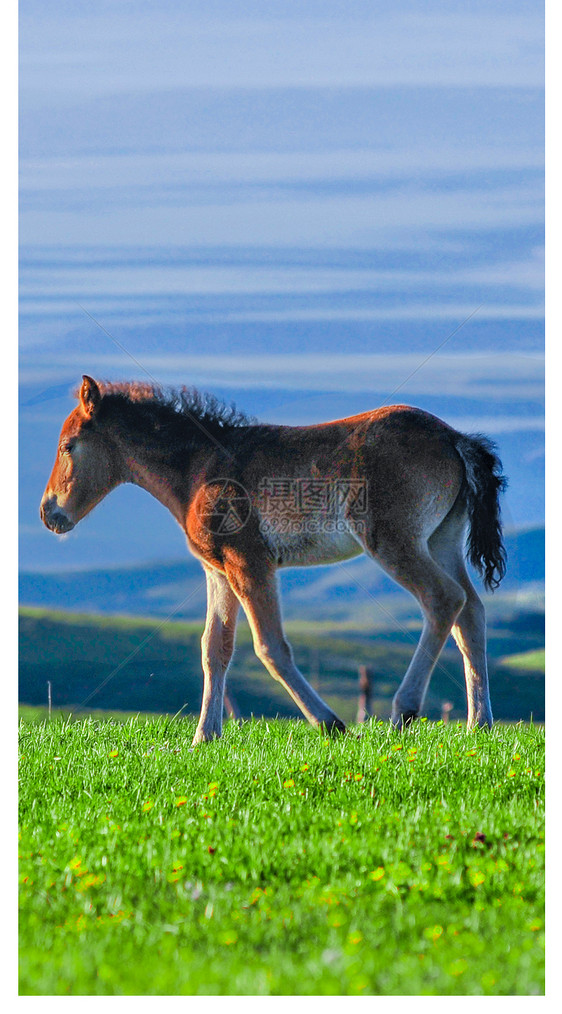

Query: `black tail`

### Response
(454, 433, 508, 591)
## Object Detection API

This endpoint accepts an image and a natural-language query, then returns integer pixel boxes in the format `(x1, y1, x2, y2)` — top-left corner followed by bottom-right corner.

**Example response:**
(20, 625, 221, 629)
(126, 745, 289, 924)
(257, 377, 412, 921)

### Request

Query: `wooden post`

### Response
(47, 681, 52, 720)
(441, 701, 454, 723)
(356, 665, 373, 723)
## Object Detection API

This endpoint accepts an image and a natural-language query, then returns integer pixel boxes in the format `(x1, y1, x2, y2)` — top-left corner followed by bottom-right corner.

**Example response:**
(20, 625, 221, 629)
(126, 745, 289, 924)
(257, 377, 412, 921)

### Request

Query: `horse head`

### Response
(40, 376, 122, 534)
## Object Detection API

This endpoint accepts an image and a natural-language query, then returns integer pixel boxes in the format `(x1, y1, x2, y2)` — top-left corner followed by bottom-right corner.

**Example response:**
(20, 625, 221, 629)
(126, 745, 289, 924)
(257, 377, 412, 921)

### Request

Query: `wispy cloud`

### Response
(19, 301, 544, 328)
(442, 415, 543, 435)
(20, 2, 543, 93)
(19, 146, 544, 195)
(181, 304, 544, 324)
(19, 351, 544, 403)
(20, 181, 543, 250)
(18, 257, 544, 301)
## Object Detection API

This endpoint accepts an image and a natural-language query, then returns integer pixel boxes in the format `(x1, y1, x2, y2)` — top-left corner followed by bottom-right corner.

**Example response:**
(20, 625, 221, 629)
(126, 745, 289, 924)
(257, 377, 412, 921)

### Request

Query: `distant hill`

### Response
(19, 525, 544, 623)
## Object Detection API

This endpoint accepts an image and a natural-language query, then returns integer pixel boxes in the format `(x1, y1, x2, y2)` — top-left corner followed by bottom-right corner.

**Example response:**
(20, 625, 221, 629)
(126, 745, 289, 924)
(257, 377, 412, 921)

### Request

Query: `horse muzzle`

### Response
(40, 495, 76, 534)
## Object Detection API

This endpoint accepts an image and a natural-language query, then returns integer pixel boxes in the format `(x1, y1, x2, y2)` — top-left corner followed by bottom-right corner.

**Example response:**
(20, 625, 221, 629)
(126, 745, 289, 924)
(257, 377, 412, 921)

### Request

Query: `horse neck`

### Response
(118, 429, 191, 528)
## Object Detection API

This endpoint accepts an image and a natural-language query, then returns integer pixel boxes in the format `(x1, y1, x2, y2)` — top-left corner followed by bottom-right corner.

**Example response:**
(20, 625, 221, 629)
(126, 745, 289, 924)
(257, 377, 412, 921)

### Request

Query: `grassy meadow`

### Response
(19, 714, 544, 995)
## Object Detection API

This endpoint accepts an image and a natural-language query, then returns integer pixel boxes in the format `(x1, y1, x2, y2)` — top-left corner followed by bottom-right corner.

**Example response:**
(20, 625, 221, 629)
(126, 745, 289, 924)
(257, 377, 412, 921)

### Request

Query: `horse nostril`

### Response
(40, 495, 74, 533)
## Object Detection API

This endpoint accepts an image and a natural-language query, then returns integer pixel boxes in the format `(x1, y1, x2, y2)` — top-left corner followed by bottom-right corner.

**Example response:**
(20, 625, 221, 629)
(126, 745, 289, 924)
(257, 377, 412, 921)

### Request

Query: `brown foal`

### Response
(41, 376, 506, 744)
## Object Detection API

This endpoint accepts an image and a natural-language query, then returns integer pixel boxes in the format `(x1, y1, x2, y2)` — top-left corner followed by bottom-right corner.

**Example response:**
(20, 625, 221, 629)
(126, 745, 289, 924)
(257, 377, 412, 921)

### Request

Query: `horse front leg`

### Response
(192, 567, 240, 746)
(224, 558, 345, 734)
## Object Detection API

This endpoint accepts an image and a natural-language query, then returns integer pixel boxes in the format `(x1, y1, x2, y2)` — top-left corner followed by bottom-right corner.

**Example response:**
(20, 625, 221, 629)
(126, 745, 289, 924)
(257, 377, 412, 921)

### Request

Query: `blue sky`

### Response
(19, 0, 544, 571)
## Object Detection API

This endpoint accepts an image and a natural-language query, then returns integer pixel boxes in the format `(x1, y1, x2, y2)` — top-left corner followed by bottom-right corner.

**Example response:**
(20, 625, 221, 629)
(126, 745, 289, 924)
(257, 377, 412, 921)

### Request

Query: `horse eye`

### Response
(61, 442, 74, 455)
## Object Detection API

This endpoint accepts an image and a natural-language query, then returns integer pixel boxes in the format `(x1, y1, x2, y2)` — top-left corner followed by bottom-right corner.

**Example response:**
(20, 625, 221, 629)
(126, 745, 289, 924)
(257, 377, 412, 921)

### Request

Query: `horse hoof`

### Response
(191, 729, 221, 746)
(323, 717, 346, 735)
(399, 710, 418, 728)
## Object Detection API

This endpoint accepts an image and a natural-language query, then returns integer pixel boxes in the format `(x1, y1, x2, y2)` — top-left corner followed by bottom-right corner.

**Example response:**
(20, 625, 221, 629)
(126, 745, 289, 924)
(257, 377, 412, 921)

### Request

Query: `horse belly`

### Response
(263, 524, 364, 567)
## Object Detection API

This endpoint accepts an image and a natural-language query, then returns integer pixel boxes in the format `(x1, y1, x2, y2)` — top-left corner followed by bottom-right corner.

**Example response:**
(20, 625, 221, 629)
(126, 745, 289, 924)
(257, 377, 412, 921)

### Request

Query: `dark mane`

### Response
(76, 380, 256, 439)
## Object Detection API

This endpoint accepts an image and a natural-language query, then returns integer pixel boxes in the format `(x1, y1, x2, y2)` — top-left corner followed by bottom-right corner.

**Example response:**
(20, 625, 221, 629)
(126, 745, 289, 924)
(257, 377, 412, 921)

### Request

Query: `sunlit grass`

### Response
(19, 716, 544, 995)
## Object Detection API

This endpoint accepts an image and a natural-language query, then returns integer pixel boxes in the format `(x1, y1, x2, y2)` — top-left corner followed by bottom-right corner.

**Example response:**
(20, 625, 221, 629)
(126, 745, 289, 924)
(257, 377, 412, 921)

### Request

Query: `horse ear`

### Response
(80, 375, 101, 417)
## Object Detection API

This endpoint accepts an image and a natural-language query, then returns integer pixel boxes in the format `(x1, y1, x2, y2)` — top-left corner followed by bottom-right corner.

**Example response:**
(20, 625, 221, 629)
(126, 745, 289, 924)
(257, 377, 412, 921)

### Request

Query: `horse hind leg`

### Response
(429, 510, 493, 728)
(359, 532, 467, 726)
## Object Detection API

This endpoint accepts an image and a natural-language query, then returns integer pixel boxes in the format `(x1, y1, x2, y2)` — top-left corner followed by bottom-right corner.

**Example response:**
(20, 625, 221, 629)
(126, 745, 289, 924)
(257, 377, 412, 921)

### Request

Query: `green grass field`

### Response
(19, 714, 544, 996)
